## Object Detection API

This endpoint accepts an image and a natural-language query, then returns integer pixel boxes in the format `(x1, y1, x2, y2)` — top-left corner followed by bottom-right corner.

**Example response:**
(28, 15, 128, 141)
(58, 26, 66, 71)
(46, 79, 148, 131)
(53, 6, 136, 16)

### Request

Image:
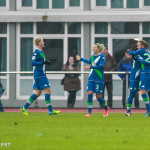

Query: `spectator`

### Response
(102, 46, 117, 108)
(118, 50, 139, 108)
(62, 56, 81, 108)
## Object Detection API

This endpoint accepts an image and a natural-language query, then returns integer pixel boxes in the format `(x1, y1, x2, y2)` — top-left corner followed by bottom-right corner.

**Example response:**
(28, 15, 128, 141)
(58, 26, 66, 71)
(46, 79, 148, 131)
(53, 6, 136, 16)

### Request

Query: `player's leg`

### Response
(44, 87, 60, 115)
(40, 76, 60, 115)
(20, 90, 41, 116)
(126, 91, 136, 116)
(140, 89, 150, 117)
(126, 80, 139, 116)
(95, 82, 109, 117)
(85, 81, 94, 117)
(134, 91, 139, 108)
(96, 94, 109, 117)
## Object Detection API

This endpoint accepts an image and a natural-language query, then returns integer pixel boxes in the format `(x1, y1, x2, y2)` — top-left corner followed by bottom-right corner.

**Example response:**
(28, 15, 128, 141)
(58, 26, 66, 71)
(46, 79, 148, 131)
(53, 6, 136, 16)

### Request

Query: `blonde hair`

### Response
(96, 43, 105, 52)
(34, 37, 43, 46)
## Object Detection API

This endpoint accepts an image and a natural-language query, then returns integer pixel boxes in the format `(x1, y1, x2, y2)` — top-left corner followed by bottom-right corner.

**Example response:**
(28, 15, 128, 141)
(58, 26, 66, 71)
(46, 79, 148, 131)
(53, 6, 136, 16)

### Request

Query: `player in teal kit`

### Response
(129, 40, 150, 117)
(20, 37, 60, 116)
(76, 43, 109, 117)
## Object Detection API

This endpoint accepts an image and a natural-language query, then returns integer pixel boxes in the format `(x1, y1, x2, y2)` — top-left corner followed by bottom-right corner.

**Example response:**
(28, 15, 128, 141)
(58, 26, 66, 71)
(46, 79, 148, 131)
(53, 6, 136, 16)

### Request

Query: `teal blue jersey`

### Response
(31, 49, 45, 78)
(80, 53, 105, 82)
(130, 48, 150, 73)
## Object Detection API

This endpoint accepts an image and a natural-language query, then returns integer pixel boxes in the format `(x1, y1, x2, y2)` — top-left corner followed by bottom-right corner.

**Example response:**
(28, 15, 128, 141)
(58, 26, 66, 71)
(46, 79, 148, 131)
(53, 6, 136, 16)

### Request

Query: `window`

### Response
(95, 22, 108, 34)
(0, 23, 7, 34)
(68, 38, 81, 67)
(111, 0, 123, 8)
(37, 22, 64, 34)
(143, 22, 150, 34)
(69, 0, 80, 6)
(22, 0, 32, 7)
(143, 38, 150, 49)
(0, 0, 6, 6)
(96, 0, 107, 6)
(95, 38, 108, 47)
(21, 38, 33, 76)
(68, 22, 81, 34)
(113, 39, 137, 63)
(144, 0, 150, 6)
(68, 38, 81, 57)
(43, 39, 64, 71)
(111, 22, 139, 34)
(127, 0, 139, 8)
(21, 23, 33, 34)
(52, 0, 64, 9)
(0, 38, 7, 71)
(37, 0, 49, 9)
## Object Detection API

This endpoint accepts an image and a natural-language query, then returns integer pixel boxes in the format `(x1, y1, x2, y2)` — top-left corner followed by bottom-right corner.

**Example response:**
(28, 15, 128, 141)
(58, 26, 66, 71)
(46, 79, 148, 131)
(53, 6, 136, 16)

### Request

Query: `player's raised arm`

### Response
(76, 55, 91, 64)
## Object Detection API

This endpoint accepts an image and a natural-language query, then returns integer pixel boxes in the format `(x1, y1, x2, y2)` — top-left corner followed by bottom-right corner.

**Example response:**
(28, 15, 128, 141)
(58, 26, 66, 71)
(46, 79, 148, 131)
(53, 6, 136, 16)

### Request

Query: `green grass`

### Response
(0, 112, 150, 150)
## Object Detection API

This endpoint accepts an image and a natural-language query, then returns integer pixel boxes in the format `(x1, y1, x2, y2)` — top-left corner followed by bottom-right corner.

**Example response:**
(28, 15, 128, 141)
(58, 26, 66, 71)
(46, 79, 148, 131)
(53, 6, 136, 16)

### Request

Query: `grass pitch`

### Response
(0, 112, 150, 150)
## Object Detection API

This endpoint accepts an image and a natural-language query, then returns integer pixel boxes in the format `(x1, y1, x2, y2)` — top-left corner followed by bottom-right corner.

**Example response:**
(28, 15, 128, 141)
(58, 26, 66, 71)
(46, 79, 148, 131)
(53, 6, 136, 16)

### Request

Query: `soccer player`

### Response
(20, 37, 60, 116)
(76, 43, 109, 117)
(126, 44, 140, 116)
(129, 40, 150, 117)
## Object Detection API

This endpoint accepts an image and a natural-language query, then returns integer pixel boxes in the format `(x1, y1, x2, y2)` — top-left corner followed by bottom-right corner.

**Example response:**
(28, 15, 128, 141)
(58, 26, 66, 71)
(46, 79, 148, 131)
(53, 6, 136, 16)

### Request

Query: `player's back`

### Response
(130, 60, 141, 81)
(135, 48, 150, 73)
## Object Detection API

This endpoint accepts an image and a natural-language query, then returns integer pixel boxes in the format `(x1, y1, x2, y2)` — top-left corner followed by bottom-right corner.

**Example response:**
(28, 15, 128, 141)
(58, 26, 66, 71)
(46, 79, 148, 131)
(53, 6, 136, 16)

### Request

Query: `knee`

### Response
(140, 90, 146, 95)
(44, 88, 51, 94)
(96, 94, 102, 99)
(34, 91, 41, 97)
(36, 93, 41, 97)
(88, 91, 94, 95)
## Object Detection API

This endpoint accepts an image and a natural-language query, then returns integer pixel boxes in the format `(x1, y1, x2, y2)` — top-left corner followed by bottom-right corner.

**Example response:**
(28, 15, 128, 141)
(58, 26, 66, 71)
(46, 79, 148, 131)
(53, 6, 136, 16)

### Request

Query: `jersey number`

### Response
(144, 53, 150, 62)
(96, 85, 99, 90)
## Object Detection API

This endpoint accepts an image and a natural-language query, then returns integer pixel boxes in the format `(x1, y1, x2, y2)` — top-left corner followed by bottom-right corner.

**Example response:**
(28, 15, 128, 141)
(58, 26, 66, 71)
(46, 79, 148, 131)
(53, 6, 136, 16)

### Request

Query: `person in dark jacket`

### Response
(62, 56, 81, 108)
(118, 50, 139, 108)
(102, 46, 117, 108)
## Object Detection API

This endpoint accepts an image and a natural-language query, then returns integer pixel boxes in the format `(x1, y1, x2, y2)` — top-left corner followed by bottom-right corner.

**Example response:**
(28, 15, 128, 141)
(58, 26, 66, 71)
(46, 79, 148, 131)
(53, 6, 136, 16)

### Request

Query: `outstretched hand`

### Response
(84, 66, 90, 70)
(76, 55, 81, 60)
(42, 59, 51, 65)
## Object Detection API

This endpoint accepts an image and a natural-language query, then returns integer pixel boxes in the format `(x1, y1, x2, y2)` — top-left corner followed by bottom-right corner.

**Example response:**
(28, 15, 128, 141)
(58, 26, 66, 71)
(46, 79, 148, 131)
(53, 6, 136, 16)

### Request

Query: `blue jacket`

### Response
(117, 57, 133, 80)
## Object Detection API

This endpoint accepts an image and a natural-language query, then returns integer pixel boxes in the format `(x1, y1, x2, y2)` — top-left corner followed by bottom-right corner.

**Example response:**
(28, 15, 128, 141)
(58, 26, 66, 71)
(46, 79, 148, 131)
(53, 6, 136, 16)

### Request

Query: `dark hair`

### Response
(65, 56, 78, 66)
(130, 44, 137, 51)
(104, 45, 108, 50)
(138, 40, 149, 49)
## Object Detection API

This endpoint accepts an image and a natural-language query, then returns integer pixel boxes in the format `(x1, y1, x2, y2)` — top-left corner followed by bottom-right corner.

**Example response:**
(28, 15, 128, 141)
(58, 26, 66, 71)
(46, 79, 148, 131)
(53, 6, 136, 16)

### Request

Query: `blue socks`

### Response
(97, 97, 108, 110)
(87, 94, 93, 114)
(127, 92, 135, 113)
(45, 94, 53, 113)
(24, 94, 38, 109)
(142, 93, 150, 113)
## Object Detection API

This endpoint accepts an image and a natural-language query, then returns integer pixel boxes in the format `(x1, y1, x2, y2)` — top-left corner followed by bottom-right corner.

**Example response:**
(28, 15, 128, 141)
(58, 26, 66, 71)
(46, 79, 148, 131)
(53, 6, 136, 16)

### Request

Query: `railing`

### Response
(0, 71, 130, 101)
